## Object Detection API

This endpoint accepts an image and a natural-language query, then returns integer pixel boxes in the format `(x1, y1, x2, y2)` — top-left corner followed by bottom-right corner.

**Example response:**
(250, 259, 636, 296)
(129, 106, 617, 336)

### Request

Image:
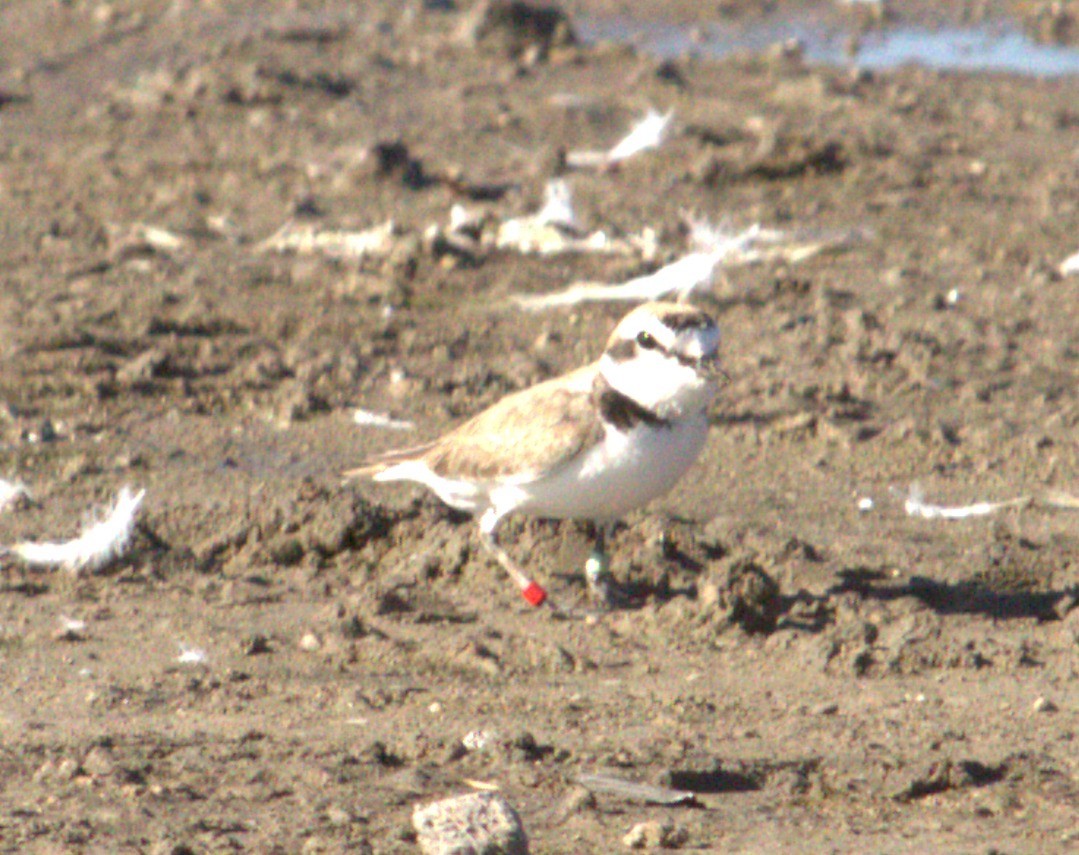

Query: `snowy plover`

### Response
(346, 301, 722, 608)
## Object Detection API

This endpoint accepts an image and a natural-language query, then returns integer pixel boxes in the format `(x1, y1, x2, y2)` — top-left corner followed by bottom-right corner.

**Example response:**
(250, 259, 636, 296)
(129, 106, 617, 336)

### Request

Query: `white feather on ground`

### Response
(8, 486, 146, 574)
(566, 109, 673, 169)
(515, 222, 866, 309)
(534, 179, 578, 229)
(494, 180, 652, 256)
(257, 219, 397, 261)
(515, 248, 720, 309)
(353, 408, 415, 431)
(895, 484, 1030, 520)
(606, 109, 672, 162)
(0, 478, 30, 512)
(177, 644, 208, 665)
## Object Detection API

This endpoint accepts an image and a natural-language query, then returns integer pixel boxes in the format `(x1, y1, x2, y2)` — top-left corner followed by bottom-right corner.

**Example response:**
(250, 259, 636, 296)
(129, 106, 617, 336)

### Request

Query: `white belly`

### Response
(494, 416, 710, 522)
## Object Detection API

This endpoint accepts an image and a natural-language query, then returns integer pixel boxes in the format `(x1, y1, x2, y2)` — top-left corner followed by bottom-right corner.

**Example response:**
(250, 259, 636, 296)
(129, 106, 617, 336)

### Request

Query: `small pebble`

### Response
(552, 785, 596, 823)
(623, 819, 688, 850)
(462, 729, 494, 752)
(1032, 697, 1058, 714)
(177, 645, 208, 665)
(242, 634, 272, 656)
(54, 617, 87, 642)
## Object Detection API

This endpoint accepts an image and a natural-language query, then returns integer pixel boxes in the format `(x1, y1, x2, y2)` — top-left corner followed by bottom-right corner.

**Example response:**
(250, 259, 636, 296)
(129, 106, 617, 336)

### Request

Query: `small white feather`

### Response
(353, 408, 415, 431)
(515, 222, 868, 309)
(535, 179, 578, 229)
(606, 109, 673, 163)
(10, 486, 146, 574)
(0, 478, 30, 512)
(895, 484, 1029, 520)
(177, 644, 208, 665)
(566, 109, 673, 169)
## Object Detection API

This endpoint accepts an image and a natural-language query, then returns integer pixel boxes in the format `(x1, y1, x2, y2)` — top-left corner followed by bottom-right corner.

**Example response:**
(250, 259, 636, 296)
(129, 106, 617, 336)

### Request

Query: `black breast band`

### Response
(595, 383, 670, 431)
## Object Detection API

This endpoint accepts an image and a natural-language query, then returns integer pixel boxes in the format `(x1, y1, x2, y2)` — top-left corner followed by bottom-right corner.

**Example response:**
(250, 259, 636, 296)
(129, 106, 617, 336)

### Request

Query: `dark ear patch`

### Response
(660, 307, 716, 332)
(606, 337, 636, 363)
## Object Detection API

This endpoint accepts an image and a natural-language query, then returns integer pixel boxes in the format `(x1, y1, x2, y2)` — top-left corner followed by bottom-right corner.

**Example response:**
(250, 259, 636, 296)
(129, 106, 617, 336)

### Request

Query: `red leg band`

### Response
(521, 581, 547, 607)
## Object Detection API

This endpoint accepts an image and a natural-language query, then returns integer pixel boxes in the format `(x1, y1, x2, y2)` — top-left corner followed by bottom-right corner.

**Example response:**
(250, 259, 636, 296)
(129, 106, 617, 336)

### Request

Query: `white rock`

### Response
(413, 791, 528, 855)
(623, 819, 688, 849)
(299, 632, 322, 652)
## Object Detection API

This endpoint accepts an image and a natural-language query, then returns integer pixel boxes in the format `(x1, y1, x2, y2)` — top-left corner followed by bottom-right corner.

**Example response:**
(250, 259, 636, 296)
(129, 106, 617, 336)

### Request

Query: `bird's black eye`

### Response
(636, 331, 659, 350)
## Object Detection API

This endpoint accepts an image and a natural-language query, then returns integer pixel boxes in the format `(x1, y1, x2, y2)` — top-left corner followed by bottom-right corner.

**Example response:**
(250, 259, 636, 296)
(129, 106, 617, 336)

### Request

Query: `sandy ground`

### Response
(0, 1, 1077, 852)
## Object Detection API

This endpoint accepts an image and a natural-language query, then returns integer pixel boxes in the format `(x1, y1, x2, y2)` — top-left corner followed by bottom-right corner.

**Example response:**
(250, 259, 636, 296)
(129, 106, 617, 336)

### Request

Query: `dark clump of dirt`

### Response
(703, 556, 782, 634)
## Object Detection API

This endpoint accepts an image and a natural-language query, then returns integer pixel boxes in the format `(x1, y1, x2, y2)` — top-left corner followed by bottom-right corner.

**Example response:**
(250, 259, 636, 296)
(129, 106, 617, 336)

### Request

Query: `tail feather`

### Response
(341, 462, 385, 481)
(342, 440, 438, 483)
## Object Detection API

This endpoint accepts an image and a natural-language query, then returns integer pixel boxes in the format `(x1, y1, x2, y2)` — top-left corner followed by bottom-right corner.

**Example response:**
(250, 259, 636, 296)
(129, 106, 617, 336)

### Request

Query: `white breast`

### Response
(493, 416, 710, 522)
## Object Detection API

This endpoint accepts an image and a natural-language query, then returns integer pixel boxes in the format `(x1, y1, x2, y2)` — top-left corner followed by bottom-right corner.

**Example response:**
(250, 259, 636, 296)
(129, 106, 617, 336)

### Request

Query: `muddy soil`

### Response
(1, 1, 1076, 852)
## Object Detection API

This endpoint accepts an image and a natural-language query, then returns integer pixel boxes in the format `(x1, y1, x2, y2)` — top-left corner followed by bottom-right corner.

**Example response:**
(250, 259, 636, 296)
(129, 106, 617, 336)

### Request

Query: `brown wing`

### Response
(422, 370, 603, 482)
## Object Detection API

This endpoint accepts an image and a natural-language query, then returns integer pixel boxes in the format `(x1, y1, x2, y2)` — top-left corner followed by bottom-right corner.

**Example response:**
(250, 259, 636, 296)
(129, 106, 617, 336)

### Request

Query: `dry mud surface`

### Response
(1, 1, 1077, 852)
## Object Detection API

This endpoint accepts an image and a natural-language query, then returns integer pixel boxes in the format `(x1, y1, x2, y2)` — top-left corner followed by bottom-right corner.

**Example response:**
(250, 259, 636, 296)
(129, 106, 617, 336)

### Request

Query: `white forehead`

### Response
(615, 306, 720, 357)
(680, 321, 721, 359)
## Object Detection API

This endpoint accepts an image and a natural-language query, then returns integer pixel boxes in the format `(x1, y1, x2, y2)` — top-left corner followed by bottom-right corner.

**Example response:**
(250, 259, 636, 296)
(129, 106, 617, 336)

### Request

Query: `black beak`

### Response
(698, 352, 730, 385)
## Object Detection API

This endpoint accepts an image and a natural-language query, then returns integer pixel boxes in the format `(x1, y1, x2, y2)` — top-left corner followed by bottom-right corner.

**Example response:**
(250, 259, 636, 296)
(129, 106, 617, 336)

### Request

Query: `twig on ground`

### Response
(1040, 489, 1079, 510)
(106, 223, 189, 264)
(576, 773, 699, 806)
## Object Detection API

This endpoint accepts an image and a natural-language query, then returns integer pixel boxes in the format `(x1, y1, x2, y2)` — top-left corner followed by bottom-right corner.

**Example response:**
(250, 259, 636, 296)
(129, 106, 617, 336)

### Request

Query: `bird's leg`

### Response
(585, 522, 624, 607)
(584, 523, 610, 585)
(477, 509, 547, 607)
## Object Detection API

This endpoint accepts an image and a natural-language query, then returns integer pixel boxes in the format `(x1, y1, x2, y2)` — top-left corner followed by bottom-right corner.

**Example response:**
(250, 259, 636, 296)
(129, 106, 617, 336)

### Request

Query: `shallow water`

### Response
(578, 14, 1079, 77)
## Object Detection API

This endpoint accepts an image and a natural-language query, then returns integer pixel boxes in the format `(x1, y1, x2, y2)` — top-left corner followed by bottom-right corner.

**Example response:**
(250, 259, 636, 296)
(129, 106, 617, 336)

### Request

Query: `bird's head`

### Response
(599, 302, 722, 418)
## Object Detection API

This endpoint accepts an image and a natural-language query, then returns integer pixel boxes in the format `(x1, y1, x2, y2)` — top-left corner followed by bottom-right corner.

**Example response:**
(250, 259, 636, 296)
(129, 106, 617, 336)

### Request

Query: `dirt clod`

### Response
(699, 556, 782, 633)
